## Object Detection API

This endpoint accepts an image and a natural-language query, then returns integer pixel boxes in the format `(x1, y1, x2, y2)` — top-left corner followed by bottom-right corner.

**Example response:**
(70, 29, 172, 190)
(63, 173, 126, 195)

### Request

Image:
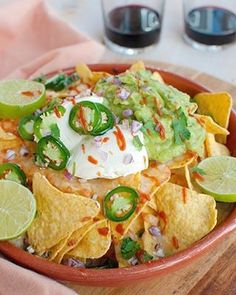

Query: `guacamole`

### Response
(94, 69, 206, 162)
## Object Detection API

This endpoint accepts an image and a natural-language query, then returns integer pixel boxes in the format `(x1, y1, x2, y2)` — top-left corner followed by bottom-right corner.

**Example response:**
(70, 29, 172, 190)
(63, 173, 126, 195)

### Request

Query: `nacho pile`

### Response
(0, 62, 233, 269)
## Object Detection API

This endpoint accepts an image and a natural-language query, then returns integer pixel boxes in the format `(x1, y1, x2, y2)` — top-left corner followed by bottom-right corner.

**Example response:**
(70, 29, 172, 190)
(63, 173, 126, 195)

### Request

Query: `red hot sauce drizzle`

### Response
(67, 97, 77, 105)
(88, 155, 98, 165)
(154, 117, 166, 140)
(115, 223, 124, 235)
(102, 137, 109, 143)
(192, 171, 205, 182)
(142, 173, 160, 186)
(98, 227, 109, 236)
(150, 161, 157, 168)
(139, 192, 150, 204)
(172, 236, 179, 249)
(67, 239, 77, 247)
(153, 97, 163, 116)
(113, 125, 126, 151)
(140, 96, 147, 105)
(53, 107, 61, 118)
(182, 187, 187, 204)
(195, 116, 205, 126)
(81, 216, 91, 222)
(157, 211, 168, 233)
(79, 106, 86, 129)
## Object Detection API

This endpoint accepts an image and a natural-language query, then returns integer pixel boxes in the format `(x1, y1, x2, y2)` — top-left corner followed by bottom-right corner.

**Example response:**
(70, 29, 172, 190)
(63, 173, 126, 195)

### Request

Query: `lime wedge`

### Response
(196, 156, 236, 202)
(0, 180, 36, 240)
(0, 79, 46, 119)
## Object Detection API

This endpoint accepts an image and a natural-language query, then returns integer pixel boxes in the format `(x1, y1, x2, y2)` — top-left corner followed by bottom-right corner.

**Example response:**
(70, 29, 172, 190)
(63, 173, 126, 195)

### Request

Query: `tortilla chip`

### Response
(129, 62, 164, 83)
(148, 195, 158, 211)
(184, 165, 194, 190)
(142, 207, 162, 257)
(126, 213, 144, 244)
(75, 63, 93, 84)
(89, 172, 141, 199)
(68, 219, 111, 259)
(194, 92, 232, 143)
(110, 164, 171, 242)
(167, 151, 197, 169)
(48, 233, 73, 261)
(0, 127, 22, 151)
(205, 133, 230, 157)
(170, 167, 188, 187)
(170, 165, 194, 190)
(151, 71, 164, 83)
(129, 61, 145, 72)
(194, 114, 229, 136)
(155, 182, 217, 255)
(90, 71, 111, 84)
(52, 220, 95, 264)
(27, 173, 100, 252)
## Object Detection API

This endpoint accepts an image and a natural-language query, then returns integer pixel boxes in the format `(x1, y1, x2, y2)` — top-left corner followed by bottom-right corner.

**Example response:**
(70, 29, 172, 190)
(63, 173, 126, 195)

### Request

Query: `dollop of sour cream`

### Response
(38, 95, 149, 179)
(67, 124, 148, 180)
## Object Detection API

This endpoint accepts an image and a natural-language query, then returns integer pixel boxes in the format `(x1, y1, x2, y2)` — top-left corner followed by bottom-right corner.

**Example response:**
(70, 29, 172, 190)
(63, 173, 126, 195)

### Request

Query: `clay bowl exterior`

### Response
(0, 64, 235, 287)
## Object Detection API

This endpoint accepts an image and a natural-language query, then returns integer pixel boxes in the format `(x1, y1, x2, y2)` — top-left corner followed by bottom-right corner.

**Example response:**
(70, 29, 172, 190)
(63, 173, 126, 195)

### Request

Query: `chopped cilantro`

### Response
(172, 107, 191, 145)
(120, 237, 141, 260)
(142, 121, 155, 133)
(192, 166, 206, 176)
(132, 135, 143, 151)
(40, 73, 79, 92)
(142, 251, 153, 262)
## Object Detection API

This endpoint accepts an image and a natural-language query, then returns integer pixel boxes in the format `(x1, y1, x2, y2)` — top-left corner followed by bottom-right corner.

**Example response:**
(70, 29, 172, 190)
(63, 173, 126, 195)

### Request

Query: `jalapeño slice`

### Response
(18, 115, 37, 141)
(69, 101, 101, 134)
(91, 103, 114, 136)
(36, 135, 70, 170)
(0, 163, 27, 185)
(34, 112, 60, 140)
(104, 186, 139, 222)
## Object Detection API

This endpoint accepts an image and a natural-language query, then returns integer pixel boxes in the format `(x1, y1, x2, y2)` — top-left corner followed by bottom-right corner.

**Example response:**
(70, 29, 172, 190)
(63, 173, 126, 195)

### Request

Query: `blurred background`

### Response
(1, 0, 236, 85)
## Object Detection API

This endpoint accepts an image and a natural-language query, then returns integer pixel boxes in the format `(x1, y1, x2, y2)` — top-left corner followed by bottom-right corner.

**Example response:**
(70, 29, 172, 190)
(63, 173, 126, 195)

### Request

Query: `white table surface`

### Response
(1, 0, 236, 85)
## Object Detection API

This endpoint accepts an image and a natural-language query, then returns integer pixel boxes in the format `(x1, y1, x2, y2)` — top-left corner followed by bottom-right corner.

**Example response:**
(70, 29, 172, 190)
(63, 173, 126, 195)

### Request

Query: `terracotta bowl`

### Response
(0, 64, 236, 287)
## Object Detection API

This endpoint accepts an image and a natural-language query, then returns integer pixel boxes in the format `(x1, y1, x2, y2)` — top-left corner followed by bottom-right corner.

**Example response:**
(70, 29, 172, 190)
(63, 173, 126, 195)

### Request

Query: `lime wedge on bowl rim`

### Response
(195, 156, 236, 202)
(0, 180, 36, 240)
(0, 79, 46, 119)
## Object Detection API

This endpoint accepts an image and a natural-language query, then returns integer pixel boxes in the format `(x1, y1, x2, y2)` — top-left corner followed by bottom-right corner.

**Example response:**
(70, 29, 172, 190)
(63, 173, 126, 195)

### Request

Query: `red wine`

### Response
(105, 5, 161, 48)
(185, 6, 236, 45)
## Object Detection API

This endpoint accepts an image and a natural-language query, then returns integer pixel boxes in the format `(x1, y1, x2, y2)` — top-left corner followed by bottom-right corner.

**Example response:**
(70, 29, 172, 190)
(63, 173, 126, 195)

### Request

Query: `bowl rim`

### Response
(0, 63, 235, 287)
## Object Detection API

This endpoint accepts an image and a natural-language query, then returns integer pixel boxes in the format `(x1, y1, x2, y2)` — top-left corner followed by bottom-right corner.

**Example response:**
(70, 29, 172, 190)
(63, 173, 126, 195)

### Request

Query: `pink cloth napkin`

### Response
(0, 255, 76, 295)
(0, 0, 105, 79)
(0, 0, 105, 294)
